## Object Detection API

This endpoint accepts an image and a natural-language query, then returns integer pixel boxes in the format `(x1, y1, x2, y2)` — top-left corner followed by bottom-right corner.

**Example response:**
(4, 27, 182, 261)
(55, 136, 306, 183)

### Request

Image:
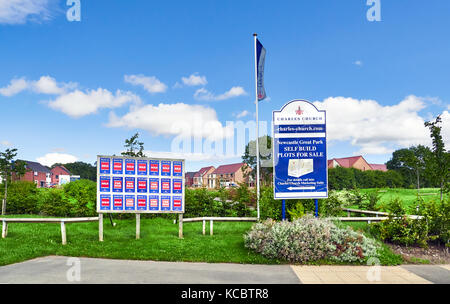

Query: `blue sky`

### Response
(0, 0, 449, 172)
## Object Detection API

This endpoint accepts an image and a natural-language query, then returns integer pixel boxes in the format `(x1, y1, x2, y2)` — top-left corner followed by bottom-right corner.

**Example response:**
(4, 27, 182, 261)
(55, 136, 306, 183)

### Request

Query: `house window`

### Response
(56, 175, 59, 179)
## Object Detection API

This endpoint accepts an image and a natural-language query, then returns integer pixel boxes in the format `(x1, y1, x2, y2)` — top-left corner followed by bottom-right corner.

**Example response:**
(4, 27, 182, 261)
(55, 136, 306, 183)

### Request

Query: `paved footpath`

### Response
(0, 256, 448, 284)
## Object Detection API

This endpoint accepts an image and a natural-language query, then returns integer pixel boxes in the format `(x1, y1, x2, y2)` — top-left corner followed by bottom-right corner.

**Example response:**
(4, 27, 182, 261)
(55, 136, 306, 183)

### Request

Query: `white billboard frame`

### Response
(96, 155, 185, 214)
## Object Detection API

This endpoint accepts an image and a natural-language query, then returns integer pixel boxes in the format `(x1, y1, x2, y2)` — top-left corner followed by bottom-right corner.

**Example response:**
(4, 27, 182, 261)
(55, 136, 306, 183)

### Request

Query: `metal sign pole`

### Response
(282, 199, 286, 220)
(315, 199, 319, 218)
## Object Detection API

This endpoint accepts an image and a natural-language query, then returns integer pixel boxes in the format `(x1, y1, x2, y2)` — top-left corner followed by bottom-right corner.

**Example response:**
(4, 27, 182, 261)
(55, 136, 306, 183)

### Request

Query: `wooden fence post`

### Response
(61, 221, 67, 245)
(202, 219, 206, 235)
(210, 220, 213, 236)
(136, 214, 140, 239)
(178, 214, 183, 239)
(99, 214, 104, 242)
(1, 221, 7, 238)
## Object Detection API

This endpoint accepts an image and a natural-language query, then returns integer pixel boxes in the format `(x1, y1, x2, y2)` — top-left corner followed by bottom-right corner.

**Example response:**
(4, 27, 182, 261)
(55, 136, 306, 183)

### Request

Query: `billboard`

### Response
(273, 100, 328, 199)
(97, 155, 185, 213)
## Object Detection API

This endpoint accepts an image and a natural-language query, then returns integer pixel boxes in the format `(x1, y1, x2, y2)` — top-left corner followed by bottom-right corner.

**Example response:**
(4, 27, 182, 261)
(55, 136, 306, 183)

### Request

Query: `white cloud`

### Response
(0, 0, 52, 24)
(0, 75, 76, 96)
(312, 95, 450, 154)
(124, 74, 167, 94)
(353, 60, 363, 66)
(0, 140, 12, 147)
(0, 78, 29, 96)
(107, 103, 233, 140)
(181, 74, 207, 86)
(36, 153, 78, 167)
(48, 88, 141, 118)
(234, 110, 250, 119)
(194, 86, 247, 101)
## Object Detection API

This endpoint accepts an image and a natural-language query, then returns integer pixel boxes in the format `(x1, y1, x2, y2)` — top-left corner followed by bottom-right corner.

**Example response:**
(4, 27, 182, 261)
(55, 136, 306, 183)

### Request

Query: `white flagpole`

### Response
(253, 33, 260, 220)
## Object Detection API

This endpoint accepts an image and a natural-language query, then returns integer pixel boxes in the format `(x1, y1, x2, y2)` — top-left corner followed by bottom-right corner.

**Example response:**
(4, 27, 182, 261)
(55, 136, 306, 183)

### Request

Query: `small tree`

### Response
(424, 115, 449, 202)
(0, 148, 26, 215)
(242, 135, 273, 186)
(122, 132, 145, 158)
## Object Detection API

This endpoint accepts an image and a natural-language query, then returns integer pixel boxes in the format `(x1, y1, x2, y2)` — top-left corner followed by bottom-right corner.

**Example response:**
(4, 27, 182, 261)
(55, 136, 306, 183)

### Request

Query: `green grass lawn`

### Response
(348, 188, 445, 213)
(0, 215, 404, 266)
(0, 216, 275, 266)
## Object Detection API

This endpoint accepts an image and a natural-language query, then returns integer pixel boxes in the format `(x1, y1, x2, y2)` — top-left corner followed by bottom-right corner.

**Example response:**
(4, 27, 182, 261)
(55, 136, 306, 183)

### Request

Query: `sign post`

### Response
(97, 155, 185, 240)
(273, 100, 328, 217)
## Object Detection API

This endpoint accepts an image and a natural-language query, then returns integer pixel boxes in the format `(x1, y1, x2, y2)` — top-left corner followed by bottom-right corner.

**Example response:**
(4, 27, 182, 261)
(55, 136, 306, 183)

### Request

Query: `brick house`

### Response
(51, 165, 72, 186)
(12, 160, 52, 188)
(207, 163, 253, 188)
(185, 172, 196, 187)
(328, 156, 387, 172)
(193, 166, 215, 188)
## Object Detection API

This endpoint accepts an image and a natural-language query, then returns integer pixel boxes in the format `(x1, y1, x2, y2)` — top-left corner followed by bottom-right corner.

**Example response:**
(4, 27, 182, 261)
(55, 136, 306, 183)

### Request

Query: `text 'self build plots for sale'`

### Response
(96, 156, 185, 214)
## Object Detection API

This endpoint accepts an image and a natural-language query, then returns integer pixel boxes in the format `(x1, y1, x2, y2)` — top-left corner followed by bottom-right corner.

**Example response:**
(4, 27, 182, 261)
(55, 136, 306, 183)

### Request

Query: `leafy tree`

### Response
(424, 115, 449, 201)
(122, 132, 145, 157)
(386, 145, 433, 189)
(242, 135, 272, 185)
(52, 162, 97, 181)
(0, 148, 26, 215)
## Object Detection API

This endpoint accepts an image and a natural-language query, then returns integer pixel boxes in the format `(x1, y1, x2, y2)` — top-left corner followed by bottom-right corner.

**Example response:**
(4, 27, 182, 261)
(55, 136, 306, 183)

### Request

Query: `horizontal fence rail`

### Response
(1, 217, 99, 245)
(181, 217, 258, 236)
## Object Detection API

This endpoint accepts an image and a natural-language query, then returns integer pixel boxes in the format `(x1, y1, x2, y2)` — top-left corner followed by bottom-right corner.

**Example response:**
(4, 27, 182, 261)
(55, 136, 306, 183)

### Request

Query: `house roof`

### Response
(212, 163, 246, 175)
(18, 160, 51, 174)
(51, 165, 71, 175)
(369, 164, 388, 172)
(185, 172, 196, 178)
(329, 156, 365, 168)
(194, 166, 214, 177)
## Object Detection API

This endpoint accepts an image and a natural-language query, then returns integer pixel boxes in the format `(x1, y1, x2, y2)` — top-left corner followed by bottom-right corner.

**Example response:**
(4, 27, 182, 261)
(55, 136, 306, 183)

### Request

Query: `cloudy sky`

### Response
(0, 0, 449, 171)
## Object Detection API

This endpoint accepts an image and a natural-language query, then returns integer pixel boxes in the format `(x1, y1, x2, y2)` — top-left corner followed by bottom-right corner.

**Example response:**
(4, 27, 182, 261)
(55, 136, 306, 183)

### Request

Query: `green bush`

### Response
(63, 179, 97, 217)
(1, 181, 39, 214)
(319, 191, 344, 217)
(244, 216, 379, 263)
(417, 197, 450, 245)
(373, 198, 429, 247)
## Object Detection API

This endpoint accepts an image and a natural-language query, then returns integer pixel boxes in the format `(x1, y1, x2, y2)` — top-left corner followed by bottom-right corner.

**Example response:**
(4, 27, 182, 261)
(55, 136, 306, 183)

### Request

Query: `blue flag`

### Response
(256, 38, 266, 101)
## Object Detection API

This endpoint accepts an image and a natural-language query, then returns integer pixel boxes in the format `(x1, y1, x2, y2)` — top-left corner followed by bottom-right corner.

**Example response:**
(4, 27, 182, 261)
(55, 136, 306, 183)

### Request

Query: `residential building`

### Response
(51, 165, 72, 186)
(12, 160, 52, 188)
(328, 156, 388, 172)
(192, 166, 215, 188)
(185, 172, 196, 187)
(207, 163, 252, 188)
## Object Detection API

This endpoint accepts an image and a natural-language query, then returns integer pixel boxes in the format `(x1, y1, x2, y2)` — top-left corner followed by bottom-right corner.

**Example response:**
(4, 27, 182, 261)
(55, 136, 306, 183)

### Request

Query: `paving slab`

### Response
(401, 265, 450, 284)
(291, 265, 432, 284)
(0, 256, 301, 284)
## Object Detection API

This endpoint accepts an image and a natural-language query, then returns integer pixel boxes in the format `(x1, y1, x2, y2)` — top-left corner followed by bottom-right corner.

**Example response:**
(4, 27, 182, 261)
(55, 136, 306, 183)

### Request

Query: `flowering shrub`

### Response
(244, 216, 379, 263)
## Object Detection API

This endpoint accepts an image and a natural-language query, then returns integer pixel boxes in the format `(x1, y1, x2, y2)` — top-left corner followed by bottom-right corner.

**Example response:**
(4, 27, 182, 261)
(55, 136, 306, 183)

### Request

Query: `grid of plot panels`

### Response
(97, 155, 185, 213)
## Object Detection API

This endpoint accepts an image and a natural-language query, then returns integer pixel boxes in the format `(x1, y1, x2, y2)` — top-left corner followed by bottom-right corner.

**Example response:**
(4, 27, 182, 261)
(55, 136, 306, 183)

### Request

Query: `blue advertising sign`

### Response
(173, 161, 182, 177)
(149, 160, 159, 176)
(137, 195, 147, 211)
(112, 158, 123, 174)
(125, 195, 135, 211)
(99, 176, 110, 192)
(161, 178, 171, 194)
(161, 196, 171, 211)
(172, 179, 182, 194)
(100, 158, 110, 174)
(100, 194, 111, 210)
(137, 177, 147, 193)
(113, 195, 123, 211)
(161, 161, 171, 176)
(125, 159, 136, 175)
(125, 177, 135, 193)
(149, 178, 159, 194)
(273, 100, 328, 199)
(149, 195, 159, 211)
(137, 160, 148, 175)
(112, 176, 123, 193)
(173, 196, 183, 211)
